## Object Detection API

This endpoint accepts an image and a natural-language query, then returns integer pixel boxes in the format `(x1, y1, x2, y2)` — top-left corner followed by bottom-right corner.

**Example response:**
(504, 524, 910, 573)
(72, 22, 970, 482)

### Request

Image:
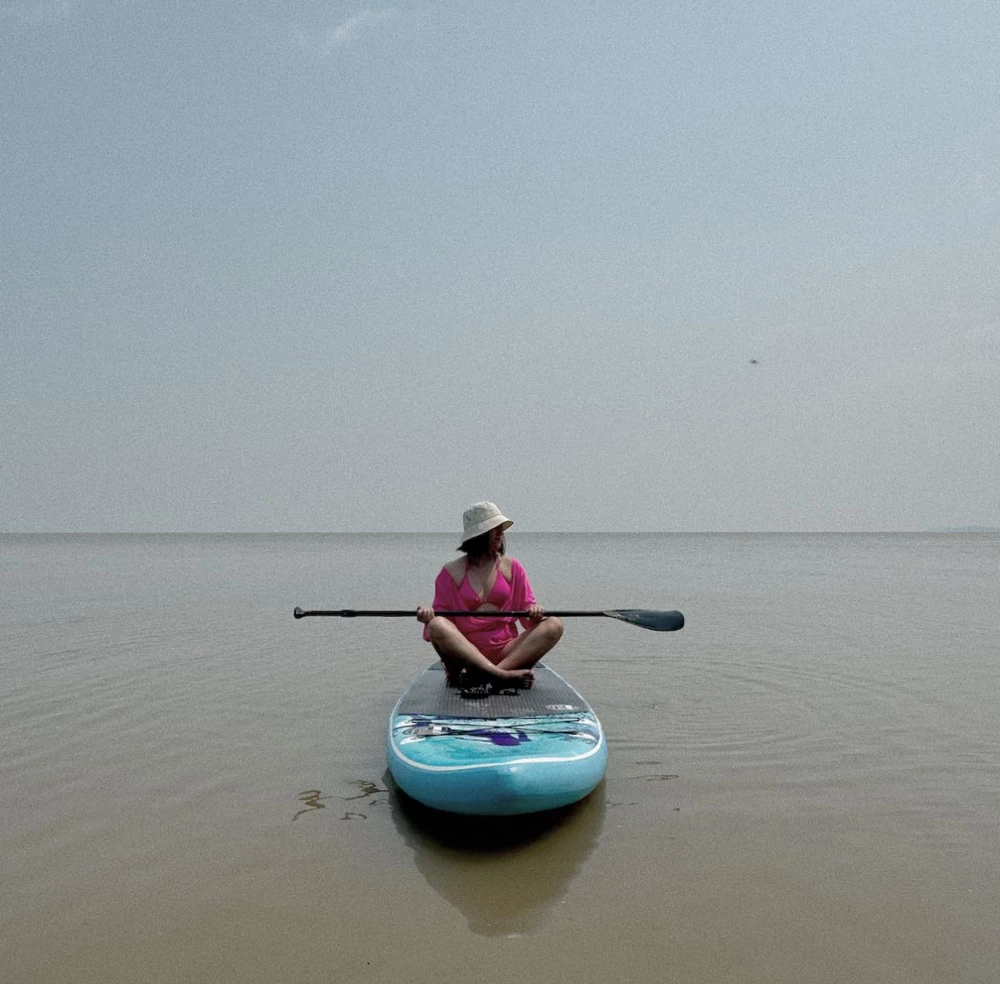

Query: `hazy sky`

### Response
(4, 0, 998, 532)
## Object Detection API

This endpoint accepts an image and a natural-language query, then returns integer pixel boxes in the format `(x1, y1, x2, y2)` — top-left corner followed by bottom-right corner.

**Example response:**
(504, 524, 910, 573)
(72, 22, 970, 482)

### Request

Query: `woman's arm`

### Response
(509, 558, 544, 629)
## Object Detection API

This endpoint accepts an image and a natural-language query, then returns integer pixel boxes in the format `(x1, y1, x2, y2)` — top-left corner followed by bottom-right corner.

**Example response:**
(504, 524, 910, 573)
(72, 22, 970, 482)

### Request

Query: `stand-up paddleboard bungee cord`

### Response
(293, 607, 683, 632)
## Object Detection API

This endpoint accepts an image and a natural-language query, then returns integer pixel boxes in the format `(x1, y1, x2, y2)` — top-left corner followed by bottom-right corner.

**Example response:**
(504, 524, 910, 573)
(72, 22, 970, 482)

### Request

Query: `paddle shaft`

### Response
(293, 607, 684, 631)
(298, 608, 620, 618)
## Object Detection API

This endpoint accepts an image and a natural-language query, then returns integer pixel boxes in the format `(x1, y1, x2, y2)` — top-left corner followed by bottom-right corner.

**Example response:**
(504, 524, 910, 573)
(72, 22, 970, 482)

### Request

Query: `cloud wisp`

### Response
(329, 8, 394, 46)
(289, 7, 395, 57)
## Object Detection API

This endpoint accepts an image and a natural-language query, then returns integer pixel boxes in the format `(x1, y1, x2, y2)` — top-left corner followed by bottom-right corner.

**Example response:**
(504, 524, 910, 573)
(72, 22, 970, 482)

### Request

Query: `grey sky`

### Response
(4, 1, 998, 532)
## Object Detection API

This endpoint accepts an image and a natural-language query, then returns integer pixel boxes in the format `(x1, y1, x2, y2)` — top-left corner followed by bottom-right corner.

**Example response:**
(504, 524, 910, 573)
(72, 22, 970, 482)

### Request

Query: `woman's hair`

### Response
(459, 530, 505, 558)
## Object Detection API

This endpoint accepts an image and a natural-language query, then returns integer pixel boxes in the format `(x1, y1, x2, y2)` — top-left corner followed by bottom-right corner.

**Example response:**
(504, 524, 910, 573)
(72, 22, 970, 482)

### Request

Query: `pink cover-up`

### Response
(422, 557, 537, 664)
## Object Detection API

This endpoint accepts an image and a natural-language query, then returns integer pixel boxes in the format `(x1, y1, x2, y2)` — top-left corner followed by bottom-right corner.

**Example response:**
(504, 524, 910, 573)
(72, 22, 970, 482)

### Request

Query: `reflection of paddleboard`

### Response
(387, 663, 607, 816)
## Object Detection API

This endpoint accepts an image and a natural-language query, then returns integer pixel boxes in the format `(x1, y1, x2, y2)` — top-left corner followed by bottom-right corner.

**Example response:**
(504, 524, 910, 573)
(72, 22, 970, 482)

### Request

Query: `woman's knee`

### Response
(541, 616, 564, 641)
(427, 615, 457, 646)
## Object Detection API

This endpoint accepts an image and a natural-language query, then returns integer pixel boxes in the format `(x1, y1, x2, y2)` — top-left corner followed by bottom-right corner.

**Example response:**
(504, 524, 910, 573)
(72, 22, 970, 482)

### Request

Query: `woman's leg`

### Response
(426, 617, 534, 687)
(497, 617, 563, 670)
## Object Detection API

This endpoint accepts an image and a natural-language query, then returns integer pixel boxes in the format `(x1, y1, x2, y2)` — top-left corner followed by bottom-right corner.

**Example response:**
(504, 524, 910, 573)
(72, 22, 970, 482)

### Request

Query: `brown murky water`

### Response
(3, 533, 998, 982)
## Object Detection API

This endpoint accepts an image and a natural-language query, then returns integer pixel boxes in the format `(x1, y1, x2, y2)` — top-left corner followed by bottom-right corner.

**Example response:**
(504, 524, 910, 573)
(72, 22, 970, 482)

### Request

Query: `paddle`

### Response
(293, 607, 684, 632)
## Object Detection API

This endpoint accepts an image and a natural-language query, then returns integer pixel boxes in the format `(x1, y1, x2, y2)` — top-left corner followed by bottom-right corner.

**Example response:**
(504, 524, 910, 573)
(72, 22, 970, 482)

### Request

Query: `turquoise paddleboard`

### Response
(387, 663, 607, 815)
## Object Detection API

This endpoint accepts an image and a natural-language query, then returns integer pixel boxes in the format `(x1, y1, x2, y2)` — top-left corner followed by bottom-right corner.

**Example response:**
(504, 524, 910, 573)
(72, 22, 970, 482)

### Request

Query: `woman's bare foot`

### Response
(445, 664, 534, 691)
(497, 667, 534, 689)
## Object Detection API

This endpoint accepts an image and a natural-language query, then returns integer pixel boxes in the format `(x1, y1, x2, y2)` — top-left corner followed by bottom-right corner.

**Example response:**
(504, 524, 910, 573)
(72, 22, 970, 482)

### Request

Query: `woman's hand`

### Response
(416, 606, 435, 624)
(526, 603, 547, 622)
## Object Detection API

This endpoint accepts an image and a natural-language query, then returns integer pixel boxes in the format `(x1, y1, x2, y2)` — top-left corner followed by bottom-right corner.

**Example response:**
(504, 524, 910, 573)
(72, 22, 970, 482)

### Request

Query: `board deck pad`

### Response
(395, 663, 590, 719)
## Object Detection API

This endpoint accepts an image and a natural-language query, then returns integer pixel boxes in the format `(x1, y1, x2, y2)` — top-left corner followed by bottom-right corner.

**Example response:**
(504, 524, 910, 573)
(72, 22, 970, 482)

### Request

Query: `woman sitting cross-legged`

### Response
(416, 501, 563, 690)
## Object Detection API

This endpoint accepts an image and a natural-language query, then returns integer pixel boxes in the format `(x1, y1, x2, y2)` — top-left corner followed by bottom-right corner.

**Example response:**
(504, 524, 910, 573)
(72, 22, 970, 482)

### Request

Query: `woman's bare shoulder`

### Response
(443, 557, 466, 585)
(499, 556, 514, 579)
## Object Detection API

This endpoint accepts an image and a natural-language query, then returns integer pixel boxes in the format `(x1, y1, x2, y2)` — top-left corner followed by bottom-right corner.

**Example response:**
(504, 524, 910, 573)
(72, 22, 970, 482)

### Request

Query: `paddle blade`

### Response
(605, 609, 685, 632)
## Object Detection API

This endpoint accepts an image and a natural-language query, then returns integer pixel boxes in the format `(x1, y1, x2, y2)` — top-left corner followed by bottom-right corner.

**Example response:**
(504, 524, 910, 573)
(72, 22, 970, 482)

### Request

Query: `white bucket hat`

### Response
(460, 501, 513, 546)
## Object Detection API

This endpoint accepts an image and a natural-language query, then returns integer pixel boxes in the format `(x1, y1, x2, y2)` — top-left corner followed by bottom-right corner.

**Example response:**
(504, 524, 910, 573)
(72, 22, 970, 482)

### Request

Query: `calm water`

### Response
(2, 533, 998, 983)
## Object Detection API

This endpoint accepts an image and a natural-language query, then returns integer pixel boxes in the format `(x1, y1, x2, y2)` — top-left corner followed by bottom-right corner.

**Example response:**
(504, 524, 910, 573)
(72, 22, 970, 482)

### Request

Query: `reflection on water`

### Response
(344, 780, 387, 801)
(292, 789, 330, 821)
(292, 780, 389, 821)
(389, 774, 606, 937)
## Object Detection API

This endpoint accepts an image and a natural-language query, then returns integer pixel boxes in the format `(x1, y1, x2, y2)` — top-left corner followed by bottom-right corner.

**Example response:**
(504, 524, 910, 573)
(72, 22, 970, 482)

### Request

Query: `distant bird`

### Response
(749, 359, 759, 365)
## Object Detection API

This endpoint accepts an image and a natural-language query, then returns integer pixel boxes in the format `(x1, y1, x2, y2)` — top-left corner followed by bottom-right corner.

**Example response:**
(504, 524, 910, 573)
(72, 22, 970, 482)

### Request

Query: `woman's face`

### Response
(488, 526, 505, 553)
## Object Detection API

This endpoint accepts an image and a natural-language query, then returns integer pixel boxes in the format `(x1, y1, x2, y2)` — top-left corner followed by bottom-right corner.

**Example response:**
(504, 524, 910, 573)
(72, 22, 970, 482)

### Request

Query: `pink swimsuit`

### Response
(423, 557, 537, 664)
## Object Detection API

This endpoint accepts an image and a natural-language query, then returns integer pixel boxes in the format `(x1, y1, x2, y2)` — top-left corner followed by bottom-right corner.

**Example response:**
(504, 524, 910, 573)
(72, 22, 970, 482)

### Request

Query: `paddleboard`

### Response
(387, 662, 607, 815)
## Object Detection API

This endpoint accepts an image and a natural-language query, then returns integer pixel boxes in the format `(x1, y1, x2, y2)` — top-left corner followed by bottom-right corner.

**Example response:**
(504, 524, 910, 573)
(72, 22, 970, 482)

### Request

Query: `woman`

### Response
(416, 502, 563, 689)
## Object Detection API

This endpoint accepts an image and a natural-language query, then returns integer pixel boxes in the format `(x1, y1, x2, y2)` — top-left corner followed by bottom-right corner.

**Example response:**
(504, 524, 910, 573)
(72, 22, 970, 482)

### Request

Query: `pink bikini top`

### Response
(458, 561, 512, 610)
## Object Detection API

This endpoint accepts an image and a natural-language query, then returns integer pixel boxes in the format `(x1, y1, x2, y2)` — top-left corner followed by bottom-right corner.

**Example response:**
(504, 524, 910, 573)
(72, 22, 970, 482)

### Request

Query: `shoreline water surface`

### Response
(3, 533, 997, 982)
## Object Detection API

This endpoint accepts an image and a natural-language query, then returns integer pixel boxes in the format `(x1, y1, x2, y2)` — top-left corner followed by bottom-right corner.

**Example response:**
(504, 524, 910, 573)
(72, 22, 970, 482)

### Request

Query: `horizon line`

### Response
(3, 528, 997, 536)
